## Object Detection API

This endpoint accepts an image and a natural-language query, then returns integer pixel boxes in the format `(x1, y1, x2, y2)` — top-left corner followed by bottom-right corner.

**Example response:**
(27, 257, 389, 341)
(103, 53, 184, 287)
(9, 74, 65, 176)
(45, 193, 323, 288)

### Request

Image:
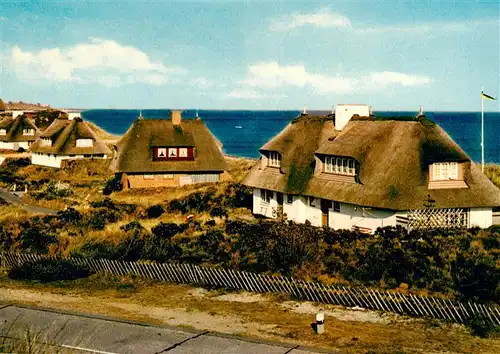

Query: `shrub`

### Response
(86, 208, 119, 230)
(103, 174, 123, 195)
(466, 314, 500, 338)
(57, 207, 82, 225)
(90, 198, 117, 210)
(18, 227, 57, 253)
(151, 222, 186, 239)
(210, 205, 228, 219)
(146, 204, 164, 218)
(8, 258, 93, 282)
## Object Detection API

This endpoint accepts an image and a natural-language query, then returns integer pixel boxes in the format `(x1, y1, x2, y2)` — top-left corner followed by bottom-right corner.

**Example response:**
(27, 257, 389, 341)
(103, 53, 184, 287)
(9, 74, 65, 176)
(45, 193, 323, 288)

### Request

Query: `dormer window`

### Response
(0, 129, 6, 136)
(23, 128, 35, 136)
(76, 138, 94, 147)
(324, 156, 356, 176)
(268, 151, 281, 167)
(153, 147, 194, 161)
(432, 162, 458, 181)
(41, 138, 52, 147)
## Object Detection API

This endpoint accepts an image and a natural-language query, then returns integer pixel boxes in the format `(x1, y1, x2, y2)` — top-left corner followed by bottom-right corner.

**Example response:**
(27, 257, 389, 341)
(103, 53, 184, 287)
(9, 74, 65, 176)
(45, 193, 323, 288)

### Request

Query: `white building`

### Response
(0, 114, 39, 151)
(243, 104, 500, 232)
(30, 113, 110, 168)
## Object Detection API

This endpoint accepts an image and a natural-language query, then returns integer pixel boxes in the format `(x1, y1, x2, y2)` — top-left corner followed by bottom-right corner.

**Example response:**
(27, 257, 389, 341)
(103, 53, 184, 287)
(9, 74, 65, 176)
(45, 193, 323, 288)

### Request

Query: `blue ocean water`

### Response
(82, 110, 500, 163)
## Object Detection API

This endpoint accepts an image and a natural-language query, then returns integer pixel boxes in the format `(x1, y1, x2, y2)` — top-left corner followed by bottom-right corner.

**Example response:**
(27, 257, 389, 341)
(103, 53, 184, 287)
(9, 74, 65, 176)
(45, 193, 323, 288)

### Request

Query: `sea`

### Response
(82, 110, 500, 163)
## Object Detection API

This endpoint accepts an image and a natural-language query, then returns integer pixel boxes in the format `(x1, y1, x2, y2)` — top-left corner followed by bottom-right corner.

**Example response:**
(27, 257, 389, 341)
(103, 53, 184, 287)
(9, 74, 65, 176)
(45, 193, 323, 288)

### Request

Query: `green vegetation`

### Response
(8, 258, 93, 282)
(286, 162, 313, 193)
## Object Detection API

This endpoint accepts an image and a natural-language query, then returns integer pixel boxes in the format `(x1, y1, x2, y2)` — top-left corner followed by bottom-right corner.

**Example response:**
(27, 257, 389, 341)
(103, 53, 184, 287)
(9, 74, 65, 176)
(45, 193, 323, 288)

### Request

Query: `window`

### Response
(261, 189, 273, 203)
(76, 139, 93, 147)
(309, 197, 316, 207)
(0, 129, 6, 135)
(22, 128, 34, 136)
(157, 148, 167, 158)
(168, 148, 177, 158)
(324, 156, 356, 176)
(163, 174, 174, 179)
(432, 162, 458, 180)
(144, 174, 154, 180)
(41, 138, 52, 147)
(268, 151, 281, 167)
(179, 148, 188, 157)
(333, 201, 340, 212)
(287, 194, 293, 204)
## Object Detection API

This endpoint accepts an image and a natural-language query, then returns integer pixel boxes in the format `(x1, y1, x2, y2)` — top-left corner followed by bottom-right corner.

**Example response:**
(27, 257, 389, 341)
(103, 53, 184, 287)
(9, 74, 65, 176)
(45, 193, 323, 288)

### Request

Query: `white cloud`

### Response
(190, 77, 213, 89)
(367, 71, 431, 87)
(8, 38, 184, 86)
(227, 89, 267, 99)
(236, 61, 431, 97)
(269, 7, 351, 31)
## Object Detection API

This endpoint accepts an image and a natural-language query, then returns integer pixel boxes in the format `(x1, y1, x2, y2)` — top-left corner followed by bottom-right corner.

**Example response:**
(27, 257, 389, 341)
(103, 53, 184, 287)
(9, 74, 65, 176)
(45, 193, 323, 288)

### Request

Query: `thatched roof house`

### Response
(243, 105, 500, 231)
(112, 111, 228, 189)
(30, 114, 111, 168)
(0, 114, 39, 151)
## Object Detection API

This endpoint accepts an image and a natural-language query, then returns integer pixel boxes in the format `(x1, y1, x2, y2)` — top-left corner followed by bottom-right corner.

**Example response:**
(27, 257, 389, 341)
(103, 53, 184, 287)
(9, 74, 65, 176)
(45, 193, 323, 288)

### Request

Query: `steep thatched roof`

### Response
(243, 114, 500, 210)
(0, 114, 39, 142)
(30, 117, 111, 155)
(111, 118, 227, 173)
(0, 99, 5, 111)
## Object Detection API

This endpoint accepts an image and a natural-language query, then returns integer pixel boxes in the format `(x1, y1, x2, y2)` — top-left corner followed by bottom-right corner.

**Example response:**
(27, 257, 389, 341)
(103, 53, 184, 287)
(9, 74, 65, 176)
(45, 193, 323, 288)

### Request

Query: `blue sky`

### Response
(0, 0, 498, 111)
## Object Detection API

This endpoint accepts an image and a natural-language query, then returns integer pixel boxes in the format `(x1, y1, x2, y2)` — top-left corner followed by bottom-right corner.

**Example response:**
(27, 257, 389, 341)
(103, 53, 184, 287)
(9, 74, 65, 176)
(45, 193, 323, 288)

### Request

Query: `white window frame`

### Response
(268, 151, 281, 167)
(179, 148, 188, 157)
(324, 156, 356, 176)
(168, 148, 177, 158)
(157, 148, 167, 158)
(0, 129, 6, 136)
(76, 138, 93, 147)
(261, 189, 273, 203)
(143, 174, 155, 180)
(41, 138, 52, 147)
(22, 128, 34, 136)
(163, 174, 174, 179)
(432, 162, 458, 181)
(333, 201, 341, 213)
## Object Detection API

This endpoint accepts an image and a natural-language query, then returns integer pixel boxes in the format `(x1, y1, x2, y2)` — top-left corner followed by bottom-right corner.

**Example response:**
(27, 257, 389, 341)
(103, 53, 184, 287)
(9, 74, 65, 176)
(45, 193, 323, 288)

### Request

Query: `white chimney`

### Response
(68, 112, 81, 120)
(334, 104, 371, 130)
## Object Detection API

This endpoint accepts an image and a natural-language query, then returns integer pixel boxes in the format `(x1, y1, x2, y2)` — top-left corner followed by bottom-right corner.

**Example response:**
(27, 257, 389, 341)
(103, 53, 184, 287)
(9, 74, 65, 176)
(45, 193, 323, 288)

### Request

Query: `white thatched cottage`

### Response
(243, 104, 500, 232)
(0, 114, 39, 151)
(30, 112, 111, 168)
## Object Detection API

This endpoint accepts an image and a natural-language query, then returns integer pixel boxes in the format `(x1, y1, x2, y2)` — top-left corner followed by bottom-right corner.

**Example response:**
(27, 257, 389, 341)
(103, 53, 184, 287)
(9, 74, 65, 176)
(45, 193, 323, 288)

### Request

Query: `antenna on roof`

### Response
(302, 105, 307, 115)
(331, 105, 335, 114)
(196, 109, 199, 119)
(416, 105, 425, 120)
(138, 109, 143, 119)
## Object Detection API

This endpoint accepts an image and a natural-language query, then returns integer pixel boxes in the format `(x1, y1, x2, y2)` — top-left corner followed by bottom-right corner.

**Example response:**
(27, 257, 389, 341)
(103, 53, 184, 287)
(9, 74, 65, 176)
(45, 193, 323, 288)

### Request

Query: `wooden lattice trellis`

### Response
(407, 208, 468, 230)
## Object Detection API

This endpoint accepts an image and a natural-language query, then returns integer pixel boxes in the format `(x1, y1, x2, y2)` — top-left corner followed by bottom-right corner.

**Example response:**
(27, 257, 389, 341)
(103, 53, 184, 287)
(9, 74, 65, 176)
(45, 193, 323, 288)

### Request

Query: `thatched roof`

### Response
(0, 99, 5, 111)
(243, 114, 500, 210)
(0, 114, 39, 142)
(111, 118, 227, 173)
(30, 117, 111, 155)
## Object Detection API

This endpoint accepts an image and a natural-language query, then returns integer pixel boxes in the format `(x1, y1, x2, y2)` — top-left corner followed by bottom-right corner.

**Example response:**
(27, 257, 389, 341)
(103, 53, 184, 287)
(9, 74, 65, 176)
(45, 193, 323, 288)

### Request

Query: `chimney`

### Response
(171, 110, 182, 126)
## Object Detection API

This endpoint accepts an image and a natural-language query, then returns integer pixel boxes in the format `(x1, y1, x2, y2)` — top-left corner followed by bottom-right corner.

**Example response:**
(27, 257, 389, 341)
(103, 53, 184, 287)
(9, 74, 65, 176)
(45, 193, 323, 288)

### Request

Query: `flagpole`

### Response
(481, 86, 485, 173)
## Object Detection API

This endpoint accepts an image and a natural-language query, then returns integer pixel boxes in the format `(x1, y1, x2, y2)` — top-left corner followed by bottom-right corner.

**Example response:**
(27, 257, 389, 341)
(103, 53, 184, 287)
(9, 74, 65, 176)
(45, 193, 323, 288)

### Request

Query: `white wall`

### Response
(32, 153, 107, 168)
(328, 202, 397, 232)
(12, 111, 24, 119)
(335, 104, 371, 130)
(68, 112, 81, 120)
(0, 141, 30, 150)
(252, 189, 279, 218)
(283, 194, 306, 224)
(470, 208, 493, 228)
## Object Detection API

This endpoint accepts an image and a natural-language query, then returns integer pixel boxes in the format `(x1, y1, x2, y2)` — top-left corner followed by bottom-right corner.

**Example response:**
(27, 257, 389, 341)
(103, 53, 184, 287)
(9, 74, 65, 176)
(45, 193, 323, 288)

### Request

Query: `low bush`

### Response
(146, 204, 164, 218)
(8, 258, 93, 282)
(466, 314, 500, 338)
(103, 173, 123, 195)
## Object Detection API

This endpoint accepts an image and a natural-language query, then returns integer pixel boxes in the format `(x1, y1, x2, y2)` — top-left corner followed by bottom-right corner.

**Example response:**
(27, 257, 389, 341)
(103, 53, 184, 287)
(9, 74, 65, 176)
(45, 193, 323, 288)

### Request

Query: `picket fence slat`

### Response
(1, 251, 498, 326)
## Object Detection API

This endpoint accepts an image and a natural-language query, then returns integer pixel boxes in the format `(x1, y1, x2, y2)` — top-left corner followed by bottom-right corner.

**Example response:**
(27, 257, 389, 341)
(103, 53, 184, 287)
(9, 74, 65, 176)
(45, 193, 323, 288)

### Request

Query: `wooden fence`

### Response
(1, 251, 499, 326)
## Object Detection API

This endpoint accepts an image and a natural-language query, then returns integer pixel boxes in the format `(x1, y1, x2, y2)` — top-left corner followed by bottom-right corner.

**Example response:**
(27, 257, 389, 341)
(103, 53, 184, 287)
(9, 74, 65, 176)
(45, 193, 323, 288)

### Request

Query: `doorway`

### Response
(321, 199, 331, 227)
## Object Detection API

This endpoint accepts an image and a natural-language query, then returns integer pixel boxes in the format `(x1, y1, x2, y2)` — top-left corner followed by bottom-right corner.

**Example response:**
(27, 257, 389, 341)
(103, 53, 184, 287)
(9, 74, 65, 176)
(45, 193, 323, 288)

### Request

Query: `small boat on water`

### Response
(235, 125, 242, 129)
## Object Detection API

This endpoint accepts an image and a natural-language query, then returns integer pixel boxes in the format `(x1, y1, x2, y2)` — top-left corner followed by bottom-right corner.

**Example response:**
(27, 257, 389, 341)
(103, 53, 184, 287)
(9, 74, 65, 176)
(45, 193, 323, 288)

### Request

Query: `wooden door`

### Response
(321, 199, 331, 227)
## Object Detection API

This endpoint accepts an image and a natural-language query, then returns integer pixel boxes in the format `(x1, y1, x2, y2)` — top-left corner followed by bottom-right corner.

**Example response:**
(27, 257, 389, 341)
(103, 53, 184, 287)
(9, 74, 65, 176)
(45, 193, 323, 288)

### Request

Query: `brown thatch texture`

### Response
(0, 115, 39, 142)
(243, 116, 500, 210)
(30, 117, 111, 155)
(112, 118, 227, 173)
(0, 98, 5, 111)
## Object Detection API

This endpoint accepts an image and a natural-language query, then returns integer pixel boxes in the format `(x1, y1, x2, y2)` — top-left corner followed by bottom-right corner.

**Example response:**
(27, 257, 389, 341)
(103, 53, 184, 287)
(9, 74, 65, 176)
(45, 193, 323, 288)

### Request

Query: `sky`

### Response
(0, 0, 499, 111)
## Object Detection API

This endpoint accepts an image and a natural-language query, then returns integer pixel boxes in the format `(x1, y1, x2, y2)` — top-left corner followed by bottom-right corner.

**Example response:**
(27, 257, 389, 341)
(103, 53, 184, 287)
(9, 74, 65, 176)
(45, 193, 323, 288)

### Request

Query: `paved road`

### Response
(0, 188, 58, 215)
(0, 304, 333, 354)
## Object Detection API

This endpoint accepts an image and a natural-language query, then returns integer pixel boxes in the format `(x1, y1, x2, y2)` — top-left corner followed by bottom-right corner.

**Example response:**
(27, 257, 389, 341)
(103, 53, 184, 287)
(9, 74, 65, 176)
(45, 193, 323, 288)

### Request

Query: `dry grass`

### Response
(0, 205, 29, 222)
(21, 194, 66, 211)
(86, 121, 121, 141)
(0, 273, 498, 354)
(225, 155, 256, 182)
(484, 164, 500, 189)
